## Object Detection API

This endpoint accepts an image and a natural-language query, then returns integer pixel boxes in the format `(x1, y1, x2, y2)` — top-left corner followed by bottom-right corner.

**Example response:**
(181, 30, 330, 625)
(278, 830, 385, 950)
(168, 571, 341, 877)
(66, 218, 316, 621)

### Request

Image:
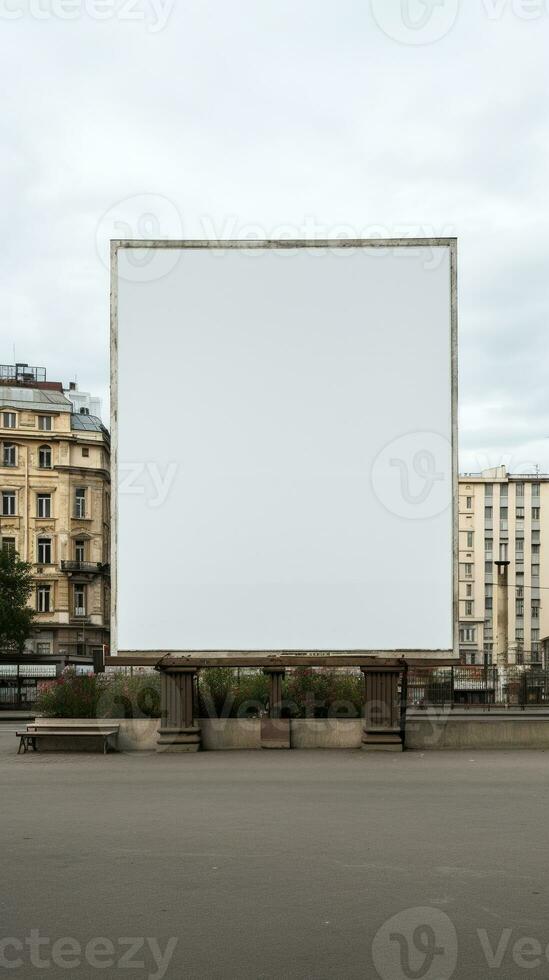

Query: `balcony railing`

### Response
(61, 560, 108, 574)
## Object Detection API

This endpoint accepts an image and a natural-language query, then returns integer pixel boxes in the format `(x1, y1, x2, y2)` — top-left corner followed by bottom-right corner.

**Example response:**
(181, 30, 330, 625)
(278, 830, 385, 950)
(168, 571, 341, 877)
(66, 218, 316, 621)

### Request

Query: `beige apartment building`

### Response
(459, 466, 549, 666)
(0, 363, 110, 665)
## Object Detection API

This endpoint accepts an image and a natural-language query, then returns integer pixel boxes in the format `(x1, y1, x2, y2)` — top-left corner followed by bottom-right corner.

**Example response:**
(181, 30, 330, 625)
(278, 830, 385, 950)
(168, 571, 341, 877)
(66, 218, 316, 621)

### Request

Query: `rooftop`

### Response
(0, 385, 72, 413)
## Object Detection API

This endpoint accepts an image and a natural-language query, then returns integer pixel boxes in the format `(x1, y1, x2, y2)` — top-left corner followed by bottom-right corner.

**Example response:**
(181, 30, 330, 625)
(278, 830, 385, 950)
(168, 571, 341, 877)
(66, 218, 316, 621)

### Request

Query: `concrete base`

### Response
(361, 729, 403, 752)
(156, 726, 201, 752)
(261, 718, 290, 749)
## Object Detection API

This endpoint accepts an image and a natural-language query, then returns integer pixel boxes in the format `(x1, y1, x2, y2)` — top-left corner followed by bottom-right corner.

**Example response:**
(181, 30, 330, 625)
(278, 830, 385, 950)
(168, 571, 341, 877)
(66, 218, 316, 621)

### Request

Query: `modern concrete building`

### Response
(459, 466, 549, 666)
(0, 363, 110, 667)
(64, 380, 103, 421)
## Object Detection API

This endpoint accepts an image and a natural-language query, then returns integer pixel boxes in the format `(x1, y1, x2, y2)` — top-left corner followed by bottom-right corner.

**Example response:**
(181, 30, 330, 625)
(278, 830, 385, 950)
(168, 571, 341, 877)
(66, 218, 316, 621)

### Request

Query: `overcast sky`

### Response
(1, 0, 548, 474)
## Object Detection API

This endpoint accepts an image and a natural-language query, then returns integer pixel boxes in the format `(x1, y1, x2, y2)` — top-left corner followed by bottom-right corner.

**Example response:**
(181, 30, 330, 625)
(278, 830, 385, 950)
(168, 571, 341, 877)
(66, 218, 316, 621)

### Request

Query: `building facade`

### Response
(0, 363, 110, 665)
(459, 466, 549, 666)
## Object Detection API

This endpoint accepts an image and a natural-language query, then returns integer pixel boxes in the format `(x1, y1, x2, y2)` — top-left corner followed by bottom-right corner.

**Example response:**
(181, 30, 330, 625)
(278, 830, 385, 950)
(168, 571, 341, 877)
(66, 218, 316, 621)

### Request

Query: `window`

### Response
(37, 493, 51, 519)
(466, 496, 472, 509)
(3, 442, 16, 467)
(75, 488, 86, 519)
(515, 538, 524, 553)
(1, 490, 15, 516)
(38, 415, 52, 431)
(465, 600, 473, 616)
(74, 585, 86, 617)
(466, 531, 473, 548)
(485, 506, 493, 519)
(485, 484, 493, 499)
(38, 445, 52, 468)
(532, 544, 540, 557)
(532, 507, 540, 520)
(460, 627, 476, 643)
(532, 483, 540, 499)
(485, 584, 493, 597)
(500, 507, 508, 519)
(37, 585, 51, 613)
(532, 530, 541, 544)
(516, 599, 524, 617)
(2, 412, 16, 429)
(485, 561, 492, 574)
(532, 604, 540, 620)
(485, 597, 493, 610)
(500, 485, 508, 499)
(82, 447, 89, 458)
(516, 482, 524, 497)
(516, 507, 524, 519)
(485, 537, 493, 554)
(37, 538, 52, 564)
(464, 563, 473, 579)
(499, 542, 508, 562)
(75, 540, 85, 562)
(532, 629, 540, 641)
(516, 627, 524, 641)
(470, 652, 477, 665)
(1, 537, 16, 555)
(36, 641, 50, 655)
(516, 586, 524, 598)
(466, 584, 472, 597)
(532, 564, 540, 579)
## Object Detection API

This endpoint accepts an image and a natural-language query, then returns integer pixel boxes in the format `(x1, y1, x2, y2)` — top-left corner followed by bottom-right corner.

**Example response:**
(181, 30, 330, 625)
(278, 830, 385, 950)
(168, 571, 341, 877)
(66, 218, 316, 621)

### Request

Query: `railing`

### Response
(407, 664, 549, 709)
(61, 560, 106, 574)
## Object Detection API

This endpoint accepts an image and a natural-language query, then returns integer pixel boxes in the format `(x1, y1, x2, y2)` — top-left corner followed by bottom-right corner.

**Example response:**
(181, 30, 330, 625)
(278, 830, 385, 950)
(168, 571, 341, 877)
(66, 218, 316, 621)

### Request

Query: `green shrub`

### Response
(36, 669, 102, 718)
(36, 668, 161, 719)
(197, 667, 363, 719)
(35, 666, 363, 720)
(198, 668, 269, 718)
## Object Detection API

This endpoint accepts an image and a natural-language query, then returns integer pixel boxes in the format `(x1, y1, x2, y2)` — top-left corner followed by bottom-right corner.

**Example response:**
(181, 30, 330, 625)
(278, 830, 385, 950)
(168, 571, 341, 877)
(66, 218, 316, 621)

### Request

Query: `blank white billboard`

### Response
(112, 241, 456, 653)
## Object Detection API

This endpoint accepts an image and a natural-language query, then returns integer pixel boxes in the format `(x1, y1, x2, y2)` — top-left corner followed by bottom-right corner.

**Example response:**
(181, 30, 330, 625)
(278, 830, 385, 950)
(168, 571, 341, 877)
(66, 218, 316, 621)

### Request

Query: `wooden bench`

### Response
(16, 724, 119, 755)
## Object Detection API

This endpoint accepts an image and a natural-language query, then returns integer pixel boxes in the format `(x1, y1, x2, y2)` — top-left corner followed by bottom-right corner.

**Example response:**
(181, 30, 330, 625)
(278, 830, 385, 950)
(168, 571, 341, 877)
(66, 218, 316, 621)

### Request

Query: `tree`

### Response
(0, 549, 35, 653)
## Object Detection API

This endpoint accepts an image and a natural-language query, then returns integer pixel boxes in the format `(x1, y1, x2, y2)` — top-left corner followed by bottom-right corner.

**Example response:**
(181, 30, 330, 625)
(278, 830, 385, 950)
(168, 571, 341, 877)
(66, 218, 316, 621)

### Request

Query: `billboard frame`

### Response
(110, 238, 458, 658)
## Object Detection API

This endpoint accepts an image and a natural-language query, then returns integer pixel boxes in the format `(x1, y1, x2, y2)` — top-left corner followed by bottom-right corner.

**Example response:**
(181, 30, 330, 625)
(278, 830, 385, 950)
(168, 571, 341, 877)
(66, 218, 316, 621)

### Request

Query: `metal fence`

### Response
(407, 665, 549, 708)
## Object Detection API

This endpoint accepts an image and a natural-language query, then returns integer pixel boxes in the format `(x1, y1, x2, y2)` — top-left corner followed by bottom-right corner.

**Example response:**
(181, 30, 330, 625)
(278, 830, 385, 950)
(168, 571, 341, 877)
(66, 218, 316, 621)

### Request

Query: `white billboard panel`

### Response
(112, 241, 457, 654)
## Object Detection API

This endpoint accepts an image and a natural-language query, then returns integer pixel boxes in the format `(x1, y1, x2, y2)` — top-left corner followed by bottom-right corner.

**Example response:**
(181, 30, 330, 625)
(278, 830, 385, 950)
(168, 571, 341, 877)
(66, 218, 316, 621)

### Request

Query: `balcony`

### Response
(61, 560, 108, 576)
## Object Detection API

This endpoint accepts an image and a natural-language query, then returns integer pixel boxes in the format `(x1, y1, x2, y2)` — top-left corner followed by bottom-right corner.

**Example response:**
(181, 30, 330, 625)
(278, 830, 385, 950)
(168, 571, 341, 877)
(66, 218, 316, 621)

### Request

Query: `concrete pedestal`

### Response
(157, 667, 201, 752)
(262, 668, 290, 748)
(361, 666, 404, 752)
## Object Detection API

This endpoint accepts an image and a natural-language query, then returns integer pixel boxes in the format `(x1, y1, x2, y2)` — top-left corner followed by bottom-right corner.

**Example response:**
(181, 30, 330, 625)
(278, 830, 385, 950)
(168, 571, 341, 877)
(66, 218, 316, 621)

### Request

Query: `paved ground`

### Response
(2, 724, 549, 979)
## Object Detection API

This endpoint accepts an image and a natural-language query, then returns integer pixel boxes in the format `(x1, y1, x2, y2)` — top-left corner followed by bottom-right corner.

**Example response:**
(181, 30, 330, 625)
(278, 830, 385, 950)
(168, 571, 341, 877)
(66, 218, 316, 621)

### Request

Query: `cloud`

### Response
(0, 0, 547, 468)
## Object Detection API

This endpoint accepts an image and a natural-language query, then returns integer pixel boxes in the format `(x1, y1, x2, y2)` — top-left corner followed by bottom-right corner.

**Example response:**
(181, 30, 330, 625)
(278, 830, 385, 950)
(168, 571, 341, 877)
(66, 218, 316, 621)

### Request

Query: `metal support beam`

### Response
(261, 667, 290, 748)
(157, 666, 201, 752)
(361, 666, 404, 751)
